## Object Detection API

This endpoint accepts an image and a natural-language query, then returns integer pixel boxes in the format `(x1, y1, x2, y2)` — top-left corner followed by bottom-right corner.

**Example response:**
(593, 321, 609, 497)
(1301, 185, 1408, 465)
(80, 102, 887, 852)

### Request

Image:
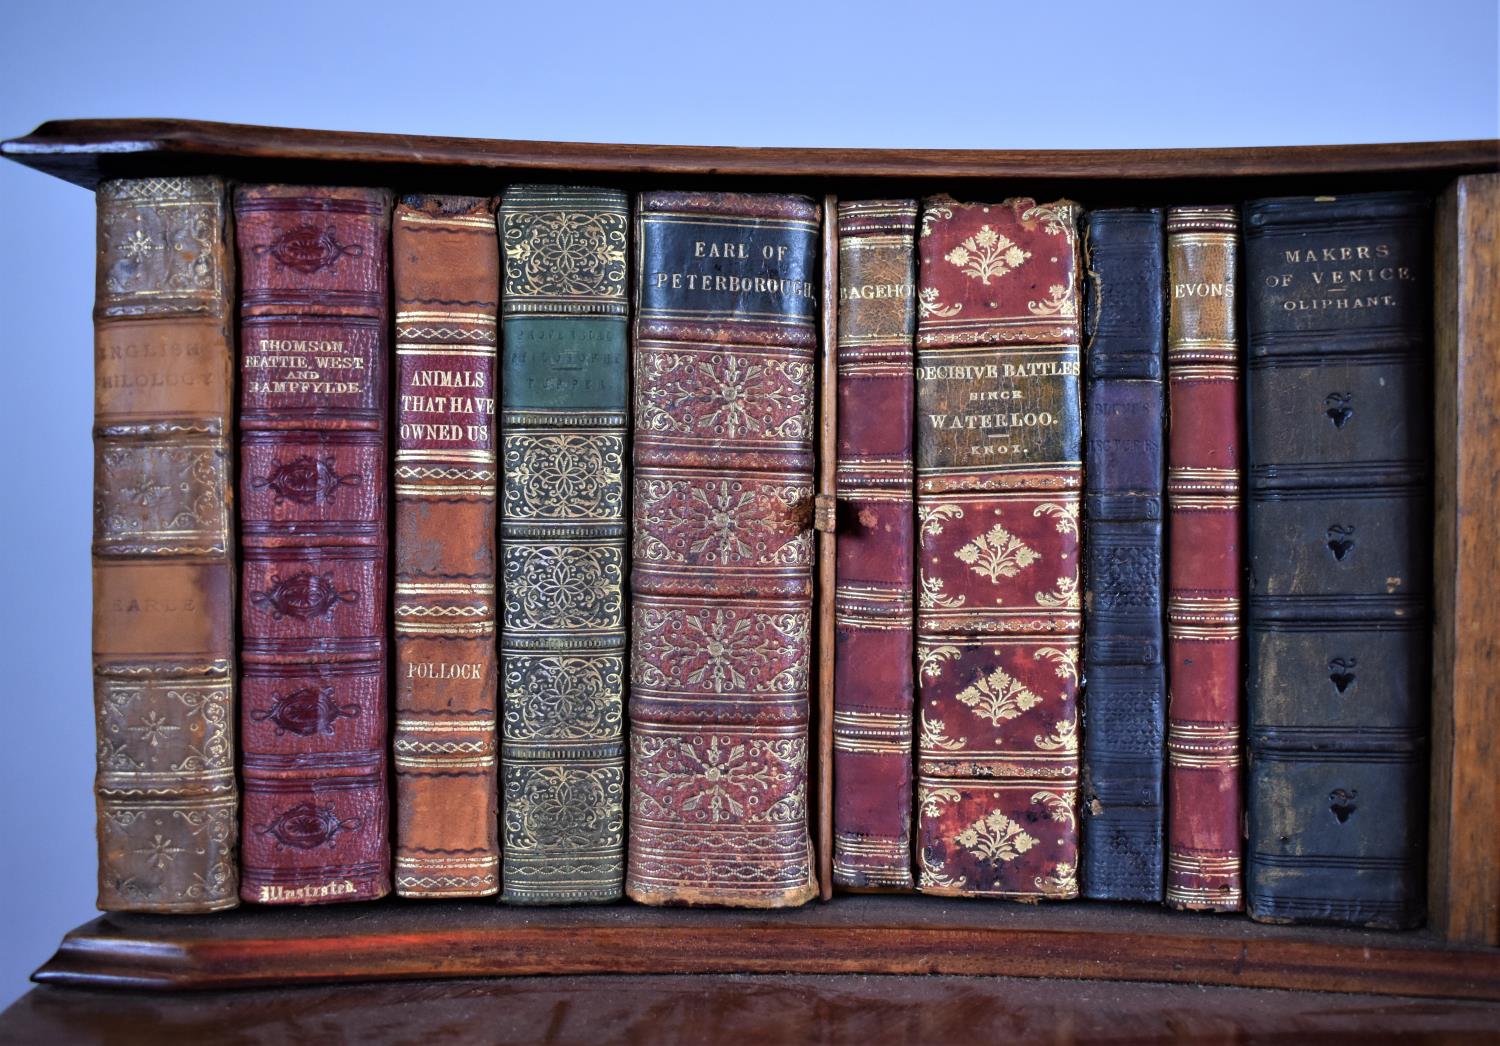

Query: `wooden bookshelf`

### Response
(3, 120, 1498, 1004)
(30, 895, 1500, 1000)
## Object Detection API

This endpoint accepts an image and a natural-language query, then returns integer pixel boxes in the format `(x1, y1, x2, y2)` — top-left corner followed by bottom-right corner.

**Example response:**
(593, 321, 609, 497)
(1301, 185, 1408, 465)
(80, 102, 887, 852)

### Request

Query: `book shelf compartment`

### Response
(3, 120, 1497, 999)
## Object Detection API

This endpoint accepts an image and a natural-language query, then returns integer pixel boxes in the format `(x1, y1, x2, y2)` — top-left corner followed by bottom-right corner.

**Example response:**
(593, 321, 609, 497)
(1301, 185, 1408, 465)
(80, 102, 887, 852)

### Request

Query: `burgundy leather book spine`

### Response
(236, 185, 392, 905)
(630, 191, 819, 907)
(92, 176, 239, 912)
(392, 196, 500, 898)
(1164, 205, 1244, 911)
(914, 197, 1083, 899)
(833, 200, 917, 890)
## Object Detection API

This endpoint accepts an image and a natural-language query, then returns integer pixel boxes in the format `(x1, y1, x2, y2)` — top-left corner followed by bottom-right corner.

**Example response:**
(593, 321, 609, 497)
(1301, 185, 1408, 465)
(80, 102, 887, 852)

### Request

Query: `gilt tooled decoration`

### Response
(252, 686, 358, 737)
(252, 224, 363, 274)
(250, 571, 359, 620)
(252, 456, 362, 506)
(255, 803, 362, 850)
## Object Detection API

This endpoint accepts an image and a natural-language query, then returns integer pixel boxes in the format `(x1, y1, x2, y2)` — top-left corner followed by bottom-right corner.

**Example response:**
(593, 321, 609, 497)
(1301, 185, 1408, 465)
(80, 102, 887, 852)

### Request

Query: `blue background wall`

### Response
(0, 0, 1495, 1010)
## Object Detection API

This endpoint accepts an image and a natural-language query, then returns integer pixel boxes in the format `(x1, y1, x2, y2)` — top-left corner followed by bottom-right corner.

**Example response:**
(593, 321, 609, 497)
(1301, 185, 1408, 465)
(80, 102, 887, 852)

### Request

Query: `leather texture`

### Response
(1164, 205, 1244, 912)
(499, 186, 628, 904)
(92, 176, 239, 912)
(833, 200, 918, 890)
(629, 191, 819, 907)
(914, 196, 1083, 900)
(1080, 208, 1166, 902)
(236, 185, 392, 905)
(392, 195, 500, 899)
(1244, 192, 1431, 928)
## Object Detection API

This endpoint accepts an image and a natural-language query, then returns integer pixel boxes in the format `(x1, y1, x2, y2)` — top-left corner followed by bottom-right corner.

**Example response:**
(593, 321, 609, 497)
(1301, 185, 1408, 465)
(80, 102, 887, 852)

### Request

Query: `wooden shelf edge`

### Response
(30, 897, 1500, 1000)
(2, 119, 1497, 188)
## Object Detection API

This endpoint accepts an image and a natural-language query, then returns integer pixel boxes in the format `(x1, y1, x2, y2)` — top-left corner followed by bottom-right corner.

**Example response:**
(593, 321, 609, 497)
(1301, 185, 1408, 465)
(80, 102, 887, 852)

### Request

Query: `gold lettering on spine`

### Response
(258, 880, 357, 903)
(392, 196, 500, 898)
(920, 358, 1080, 456)
(1172, 282, 1229, 299)
(1264, 241, 1415, 312)
(651, 271, 818, 299)
(244, 338, 366, 395)
(406, 662, 484, 680)
(918, 360, 1081, 381)
(840, 282, 914, 301)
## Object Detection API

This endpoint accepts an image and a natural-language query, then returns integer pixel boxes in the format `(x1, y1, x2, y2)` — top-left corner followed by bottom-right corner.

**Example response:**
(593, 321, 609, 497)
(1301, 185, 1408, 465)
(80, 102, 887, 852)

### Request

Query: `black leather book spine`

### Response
(1080, 208, 1167, 901)
(1244, 191, 1431, 928)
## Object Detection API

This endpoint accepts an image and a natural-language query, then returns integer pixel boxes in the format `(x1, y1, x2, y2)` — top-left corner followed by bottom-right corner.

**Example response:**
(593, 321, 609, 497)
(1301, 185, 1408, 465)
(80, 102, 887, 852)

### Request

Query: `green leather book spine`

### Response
(499, 186, 628, 904)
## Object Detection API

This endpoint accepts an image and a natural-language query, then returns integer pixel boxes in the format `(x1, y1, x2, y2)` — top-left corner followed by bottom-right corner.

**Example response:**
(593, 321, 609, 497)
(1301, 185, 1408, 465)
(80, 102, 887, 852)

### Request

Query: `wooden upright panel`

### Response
(1430, 172, 1500, 946)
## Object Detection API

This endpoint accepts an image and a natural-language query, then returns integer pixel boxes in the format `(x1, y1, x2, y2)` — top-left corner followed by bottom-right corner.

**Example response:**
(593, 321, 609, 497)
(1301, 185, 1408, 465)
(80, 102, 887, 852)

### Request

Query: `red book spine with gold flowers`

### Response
(1164, 205, 1244, 911)
(236, 185, 392, 905)
(913, 196, 1083, 900)
(628, 191, 820, 907)
(833, 199, 918, 890)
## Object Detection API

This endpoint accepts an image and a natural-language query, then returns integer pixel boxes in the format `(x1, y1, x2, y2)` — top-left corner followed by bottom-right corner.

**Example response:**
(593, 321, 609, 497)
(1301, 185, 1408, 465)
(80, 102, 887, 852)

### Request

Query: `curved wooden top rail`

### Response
(3, 119, 1497, 189)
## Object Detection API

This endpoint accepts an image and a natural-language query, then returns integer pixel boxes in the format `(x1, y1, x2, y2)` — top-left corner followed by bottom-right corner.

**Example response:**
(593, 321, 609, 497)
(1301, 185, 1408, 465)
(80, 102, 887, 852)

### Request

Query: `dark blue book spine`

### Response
(1080, 208, 1167, 902)
(1244, 192, 1431, 928)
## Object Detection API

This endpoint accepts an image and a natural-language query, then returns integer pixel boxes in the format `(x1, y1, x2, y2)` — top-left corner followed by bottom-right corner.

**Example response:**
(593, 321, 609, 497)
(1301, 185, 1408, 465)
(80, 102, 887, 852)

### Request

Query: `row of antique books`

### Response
(92, 177, 1428, 927)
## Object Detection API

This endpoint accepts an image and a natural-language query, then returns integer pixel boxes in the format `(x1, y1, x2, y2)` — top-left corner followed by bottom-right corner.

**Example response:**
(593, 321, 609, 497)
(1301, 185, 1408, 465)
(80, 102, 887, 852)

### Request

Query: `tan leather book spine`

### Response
(92, 176, 239, 912)
(392, 196, 500, 898)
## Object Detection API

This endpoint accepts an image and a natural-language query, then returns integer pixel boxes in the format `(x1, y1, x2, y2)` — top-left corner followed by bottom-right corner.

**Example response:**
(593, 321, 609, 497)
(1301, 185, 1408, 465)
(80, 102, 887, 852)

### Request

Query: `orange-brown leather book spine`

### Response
(914, 197, 1083, 900)
(1164, 205, 1244, 911)
(92, 176, 239, 912)
(236, 185, 392, 905)
(392, 196, 500, 898)
(629, 191, 820, 907)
